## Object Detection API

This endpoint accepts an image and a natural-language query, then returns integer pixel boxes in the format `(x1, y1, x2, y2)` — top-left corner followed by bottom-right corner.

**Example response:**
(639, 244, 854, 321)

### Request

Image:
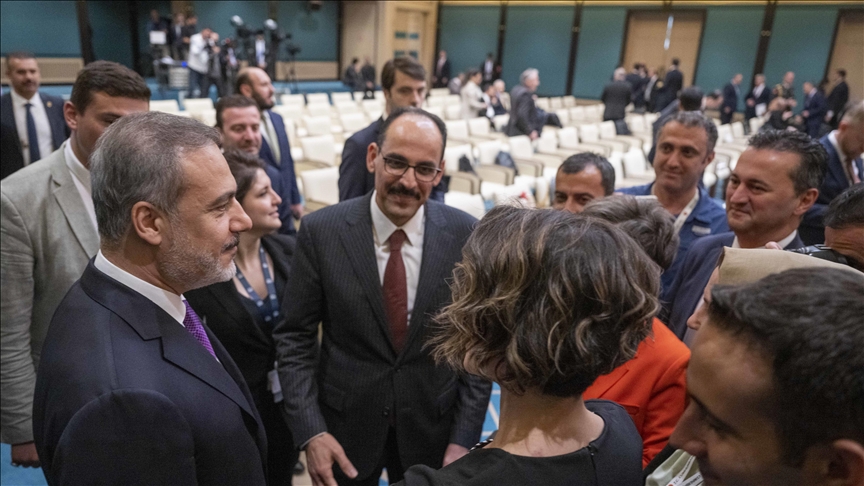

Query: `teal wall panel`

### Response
(501, 5, 575, 96)
(763, 5, 839, 110)
(89, 0, 134, 68)
(193, 0, 269, 50)
(0, 0, 80, 57)
(571, 7, 627, 99)
(438, 5, 500, 76)
(276, 0, 338, 61)
(695, 6, 763, 110)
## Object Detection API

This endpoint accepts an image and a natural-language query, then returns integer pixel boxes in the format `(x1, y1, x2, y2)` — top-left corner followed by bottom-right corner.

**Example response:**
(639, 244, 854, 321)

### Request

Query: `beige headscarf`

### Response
(716, 247, 863, 285)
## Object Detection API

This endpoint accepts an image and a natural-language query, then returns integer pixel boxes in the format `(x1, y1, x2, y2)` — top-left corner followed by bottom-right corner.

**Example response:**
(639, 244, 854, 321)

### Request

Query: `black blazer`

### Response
(0, 92, 69, 179)
(434, 60, 451, 87)
(826, 81, 849, 122)
(33, 261, 268, 485)
(665, 69, 683, 97)
(601, 81, 632, 121)
(745, 84, 771, 119)
(338, 118, 445, 203)
(506, 85, 542, 136)
(274, 193, 491, 479)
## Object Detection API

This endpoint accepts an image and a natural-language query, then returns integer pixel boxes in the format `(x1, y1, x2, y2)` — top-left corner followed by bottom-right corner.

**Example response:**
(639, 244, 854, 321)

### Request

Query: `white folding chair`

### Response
(303, 115, 341, 137)
(444, 192, 486, 219)
(280, 94, 306, 107)
(335, 102, 360, 115)
(339, 113, 368, 135)
(298, 134, 339, 166)
(299, 167, 340, 210)
(306, 92, 330, 105)
(150, 99, 180, 113)
(183, 98, 214, 114)
(429, 88, 450, 97)
(445, 104, 462, 120)
(330, 92, 354, 104)
(306, 102, 332, 118)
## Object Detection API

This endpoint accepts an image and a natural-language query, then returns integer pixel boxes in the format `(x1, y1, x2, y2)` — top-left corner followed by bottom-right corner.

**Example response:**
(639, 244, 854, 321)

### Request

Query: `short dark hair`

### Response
(837, 69, 847, 78)
(5, 51, 35, 68)
(215, 94, 259, 129)
(558, 153, 615, 196)
(672, 58, 680, 66)
(824, 183, 864, 230)
(223, 149, 265, 203)
(381, 57, 426, 92)
(678, 87, 704, 111)
(707, 268, 864, 464)
(376, 107, 446, 160)
(431, 206, 660, 397)
(466, 68, 480, 79)
(583, 195, 679, 271)
(747, 130, 827, 195)
(706, 89, 722, 101)
(659, 111, 719, 153)
(234, 69, 253, 94)
(69, 61, 150, 115)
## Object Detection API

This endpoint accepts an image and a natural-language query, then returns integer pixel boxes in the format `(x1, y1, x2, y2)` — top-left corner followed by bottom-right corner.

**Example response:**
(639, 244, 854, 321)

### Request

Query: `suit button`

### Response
(383, 406, 390, 417)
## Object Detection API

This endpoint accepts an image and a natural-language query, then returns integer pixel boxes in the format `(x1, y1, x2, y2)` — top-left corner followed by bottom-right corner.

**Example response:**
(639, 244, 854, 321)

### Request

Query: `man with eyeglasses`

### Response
(275, 107, 491, 486)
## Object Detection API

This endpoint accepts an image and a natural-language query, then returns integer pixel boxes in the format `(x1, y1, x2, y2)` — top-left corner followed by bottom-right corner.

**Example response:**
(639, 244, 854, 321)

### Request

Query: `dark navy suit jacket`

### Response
(259, 110, 301, 234)
(338, 118, 446, 202)
(721, 82, 739, 123)
(0, 92, 69, 179)
(803, 90, 827, 138)
(33, 261, 268, 485)
(800, 133, 864, 244)
(661, 231, 805, 338)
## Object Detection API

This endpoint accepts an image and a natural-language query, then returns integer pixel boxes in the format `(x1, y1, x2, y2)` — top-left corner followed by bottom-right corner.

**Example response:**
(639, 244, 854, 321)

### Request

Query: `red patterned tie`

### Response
(383, 230, 408, 353)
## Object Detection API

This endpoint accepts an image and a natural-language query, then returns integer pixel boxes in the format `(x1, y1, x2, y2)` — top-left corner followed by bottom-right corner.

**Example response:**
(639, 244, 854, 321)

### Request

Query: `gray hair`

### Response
(90, 112, 221, 249)
(520, 68, 539, 85)
(614, 67, 627, 81)
(841, 100, 864, 127)
(658, 111, 719, 154)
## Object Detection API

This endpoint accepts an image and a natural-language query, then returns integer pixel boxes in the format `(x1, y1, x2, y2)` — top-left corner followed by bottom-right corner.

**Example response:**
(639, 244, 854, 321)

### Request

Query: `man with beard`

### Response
(215, 94, 293, 235)
(33, 112, 268, 485)
(236, 67, 302, 233)
(275, 107, 491, 486)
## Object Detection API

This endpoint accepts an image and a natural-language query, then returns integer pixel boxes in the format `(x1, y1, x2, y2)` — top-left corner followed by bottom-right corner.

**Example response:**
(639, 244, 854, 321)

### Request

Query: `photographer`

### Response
(187, 27, 218, 98)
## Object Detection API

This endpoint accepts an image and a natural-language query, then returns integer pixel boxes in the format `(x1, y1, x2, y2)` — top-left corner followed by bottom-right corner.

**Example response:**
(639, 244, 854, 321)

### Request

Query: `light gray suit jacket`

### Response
(0, 143, 99, 444)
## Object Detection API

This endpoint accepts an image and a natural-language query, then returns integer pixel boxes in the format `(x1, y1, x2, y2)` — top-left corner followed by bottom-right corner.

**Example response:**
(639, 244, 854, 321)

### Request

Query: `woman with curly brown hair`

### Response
(396, 205, 661, 486)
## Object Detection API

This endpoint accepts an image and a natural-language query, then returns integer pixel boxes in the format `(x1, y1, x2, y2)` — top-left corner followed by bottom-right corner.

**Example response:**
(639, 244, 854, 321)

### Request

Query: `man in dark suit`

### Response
(602, 67, 633, 129)
(236, 67, 302, 234)
(655, 58, 683, 112)
(825, 69, 849, 128)
(720, 73, 742, 125)
(1, 52, 69, 180)
(506, 68, 543, 139)
(33, 112, 267, 485)
(361, 57, 376, 93)
(800, 101, 864, 244)
(744, 73, 771, 121)
(626, 63, 647, 112)
(801, 81, 827, 138)
(275, 107, 491, 486)
(480, 53, 495, 84)
(169, 12, 187, 60)
(661, 130, 824, 339)
(432, 50, 451, 89)
(340, 57, 445, 202)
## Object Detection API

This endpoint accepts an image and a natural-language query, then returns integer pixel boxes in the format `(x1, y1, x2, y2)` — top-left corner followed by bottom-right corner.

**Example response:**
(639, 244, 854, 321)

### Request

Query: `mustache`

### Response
(222, 234, 240, 252)
(388, 184, 420, 200)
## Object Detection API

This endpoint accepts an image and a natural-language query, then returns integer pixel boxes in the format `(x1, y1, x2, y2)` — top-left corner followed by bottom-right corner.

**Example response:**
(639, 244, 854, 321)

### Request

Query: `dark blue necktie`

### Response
(25, 102, 40, 163)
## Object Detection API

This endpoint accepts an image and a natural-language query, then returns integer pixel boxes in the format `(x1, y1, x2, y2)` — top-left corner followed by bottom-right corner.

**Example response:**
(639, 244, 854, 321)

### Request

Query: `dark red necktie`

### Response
(383, 230, 408, 353)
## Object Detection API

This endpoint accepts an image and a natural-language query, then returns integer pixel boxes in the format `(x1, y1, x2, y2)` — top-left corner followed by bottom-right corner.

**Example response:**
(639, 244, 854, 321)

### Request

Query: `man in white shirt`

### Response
(33, 111, 268, 485)
(0, 52, 69, 179)
(275, 107, 490, 486)
(187, 27, 217, 98)
(1, 61, 150, 469)
(459, 68, 486, 120)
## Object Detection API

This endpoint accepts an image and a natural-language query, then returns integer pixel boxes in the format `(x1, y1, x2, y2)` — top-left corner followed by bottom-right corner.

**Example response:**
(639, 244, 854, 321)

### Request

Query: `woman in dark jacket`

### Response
(186, 149, 298, 485)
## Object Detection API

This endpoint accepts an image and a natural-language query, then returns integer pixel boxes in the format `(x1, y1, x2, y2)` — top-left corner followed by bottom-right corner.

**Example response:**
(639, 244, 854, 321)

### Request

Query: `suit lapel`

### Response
(823, 140, 849, 190)
(49, 148, 99, 257)
(339, 195, 392, 349)
(402, 203, 455, 356)
(204, 282, 271, 348)
(259, 138, 278, 167)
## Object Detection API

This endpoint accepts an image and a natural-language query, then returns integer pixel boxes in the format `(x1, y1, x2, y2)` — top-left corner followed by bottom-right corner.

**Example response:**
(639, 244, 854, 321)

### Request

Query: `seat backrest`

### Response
(374, 90, 385, 101)
(444, 192, 485, 219)
(150, 99, 180, 113)
(191, 109, 216, 127)
(643, 112, 659, 125)
(443, 144, 473, 173)
(627, 115, 646, 132)
(303, 115, 333, 137)
(299, 134, 336, 165)
(557, 127, 580, 149)
(535, 97, 550, 111)
(300, 167, 340, 206)
(335, 102, 360, 114)
(569, 106, 586, 122)
(536, 133, 558, 154)
(507, 135, 534, 160)
(445, 94, 461, 106)
(476, 139, 502, 165)
(280, 94, 306, 107)
(340, 113, 368, 133)
(579, 124, 601, 142)
(731, 121, 745, 138)
(623, 149, 648, 177)
(426, 105, 444, 119)
(562, 95, 576, 108)
(272, 104, 304, 121)
(445, 120, 470, 139)
(717, 124, 734, 144)
(361, 99, 383, 114)
(550, 97, 563, 110)
(306, 92, 330, 105)
(492, 114, 509, 132)
(554, 109, 570, 124)
(749, 117, 764, 134)
(429, 88, 450, 97)
(331, 92, 354, 104)
(307, 102, 332, 118)
(183, 98, 214, 113)
(599, 121, 618, 139)
(427, 96, 446, 107)
(467, 117, 491, 136)
(445, 104, 462, 120)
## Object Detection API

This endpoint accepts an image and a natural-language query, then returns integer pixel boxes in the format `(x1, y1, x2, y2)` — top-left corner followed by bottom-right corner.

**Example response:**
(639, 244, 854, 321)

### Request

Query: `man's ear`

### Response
(238, 84, 251, 98)
(794, 187, 820, 216)
(432, 158, 446, 185)
(63, 101, 78, 132)
(801, 440, 864, 486)
(702, 150, 716, 170)
(366, 142, 379, 174)
(130, 201, 169, 247)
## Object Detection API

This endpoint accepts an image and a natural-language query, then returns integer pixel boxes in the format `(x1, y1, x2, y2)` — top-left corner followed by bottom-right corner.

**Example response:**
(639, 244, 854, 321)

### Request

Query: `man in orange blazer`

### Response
(580, 196, 690, 466)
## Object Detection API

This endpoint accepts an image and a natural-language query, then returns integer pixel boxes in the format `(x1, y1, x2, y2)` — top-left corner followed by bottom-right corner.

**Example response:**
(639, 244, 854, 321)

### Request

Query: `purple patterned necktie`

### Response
(183, 301, 217, 359)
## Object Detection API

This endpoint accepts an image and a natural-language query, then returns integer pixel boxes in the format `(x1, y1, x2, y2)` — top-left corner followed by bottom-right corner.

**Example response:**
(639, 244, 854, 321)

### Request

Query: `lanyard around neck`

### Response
(654, 186, 700, 233)
(235, 244, 280, 324)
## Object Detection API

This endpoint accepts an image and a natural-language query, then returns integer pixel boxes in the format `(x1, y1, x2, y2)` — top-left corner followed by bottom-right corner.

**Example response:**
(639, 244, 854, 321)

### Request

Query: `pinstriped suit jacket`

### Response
(274, 193, 491, 478)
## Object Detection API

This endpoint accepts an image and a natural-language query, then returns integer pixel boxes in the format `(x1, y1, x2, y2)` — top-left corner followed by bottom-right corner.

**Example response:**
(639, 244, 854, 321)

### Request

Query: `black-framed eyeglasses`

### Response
(382, 155, 442, 182)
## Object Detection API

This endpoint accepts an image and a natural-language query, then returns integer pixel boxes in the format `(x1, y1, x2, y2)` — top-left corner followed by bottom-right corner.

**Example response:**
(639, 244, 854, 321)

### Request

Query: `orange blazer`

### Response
(584, 318, 690, 467)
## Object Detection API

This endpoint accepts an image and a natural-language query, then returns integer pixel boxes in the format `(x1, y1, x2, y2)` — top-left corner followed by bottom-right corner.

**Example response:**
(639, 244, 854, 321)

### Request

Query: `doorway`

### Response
(622, 10, 705, 88)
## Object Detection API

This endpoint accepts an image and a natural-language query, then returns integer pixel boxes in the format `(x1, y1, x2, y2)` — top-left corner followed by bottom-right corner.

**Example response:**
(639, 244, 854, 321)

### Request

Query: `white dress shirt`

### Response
(64, 141, 98, 231)
(10, 89, 54, 166)
(187, 33, 210, 74)
(94, 250, 187, 326)
(370, 191, 424, 324)
(732, 229, 797, 249)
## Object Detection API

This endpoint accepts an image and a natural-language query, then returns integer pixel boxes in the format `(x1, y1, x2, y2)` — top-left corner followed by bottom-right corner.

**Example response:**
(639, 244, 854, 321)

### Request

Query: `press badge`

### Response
(692, 225, 712, 236)
(268, 364, 283, 403)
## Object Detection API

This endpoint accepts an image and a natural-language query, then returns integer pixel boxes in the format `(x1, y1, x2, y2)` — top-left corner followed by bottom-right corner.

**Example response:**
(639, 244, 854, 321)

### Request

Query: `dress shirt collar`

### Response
(9, 88, 39, 107)
(94, 250, 187, 326)
(828, 130, 847, 166)
(370, 190, 425, 249)
(64, 140, 91, 192)
(732, 229, 798, 249)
